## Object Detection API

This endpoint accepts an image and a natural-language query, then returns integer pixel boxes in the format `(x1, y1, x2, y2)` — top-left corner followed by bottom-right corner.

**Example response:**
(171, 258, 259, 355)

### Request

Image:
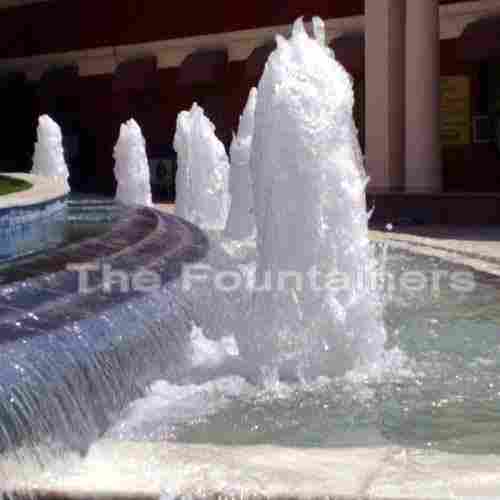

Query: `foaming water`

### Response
(109, 245, 500, 454)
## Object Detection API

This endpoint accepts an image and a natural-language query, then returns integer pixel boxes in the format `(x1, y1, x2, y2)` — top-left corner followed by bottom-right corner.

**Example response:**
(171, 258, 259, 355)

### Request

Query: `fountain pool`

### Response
(2, 16, 500, 500)
(3, 238, 500, 499)
(102, 238, 500, 456)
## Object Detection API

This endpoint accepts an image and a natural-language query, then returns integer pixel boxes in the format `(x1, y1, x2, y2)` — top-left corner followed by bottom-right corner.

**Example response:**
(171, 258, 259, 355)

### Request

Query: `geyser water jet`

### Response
(31, 115, 70, 192)
(169, 18, 399, 382)
(224, 88, 258, 241)
(174, 103, 231, 231)
(239, 18, 388, 379)
(113, 118, 153, 207)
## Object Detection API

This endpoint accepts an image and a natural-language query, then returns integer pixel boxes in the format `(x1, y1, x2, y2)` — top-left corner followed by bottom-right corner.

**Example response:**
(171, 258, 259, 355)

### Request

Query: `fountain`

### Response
(0, 116, 207, 477)
(1, 16, 500, 500)
(174, 103, 231, 231)
(243, 18, 391, 380)
(0, 116, 71, 262)
(31, 115, 70, 191)
(224, 87, 258, 241)
(114, 118, 153, 207)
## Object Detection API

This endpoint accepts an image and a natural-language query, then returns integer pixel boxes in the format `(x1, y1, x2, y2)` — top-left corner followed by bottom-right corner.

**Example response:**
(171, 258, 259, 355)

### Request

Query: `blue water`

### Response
(0, 198, 118, 264)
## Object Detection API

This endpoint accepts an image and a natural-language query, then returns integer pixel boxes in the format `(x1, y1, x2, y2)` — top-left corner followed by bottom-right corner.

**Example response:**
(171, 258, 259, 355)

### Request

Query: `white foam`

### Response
(108, 376, 251, 441)
(189, 325, 239, 369)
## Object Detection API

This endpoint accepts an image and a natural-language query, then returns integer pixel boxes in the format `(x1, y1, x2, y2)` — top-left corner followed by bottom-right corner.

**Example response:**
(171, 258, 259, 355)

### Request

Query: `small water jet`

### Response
(174, 103, 231, 231)
(31, 115, 70, 192)
(113, 119, 153, 207)
(1, 116, 71, 263)
(224, 88, 258, 241)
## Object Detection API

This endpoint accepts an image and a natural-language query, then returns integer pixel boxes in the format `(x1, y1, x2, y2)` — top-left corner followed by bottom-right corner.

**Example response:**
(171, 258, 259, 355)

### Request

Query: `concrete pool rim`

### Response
(0, 172, 69, 212)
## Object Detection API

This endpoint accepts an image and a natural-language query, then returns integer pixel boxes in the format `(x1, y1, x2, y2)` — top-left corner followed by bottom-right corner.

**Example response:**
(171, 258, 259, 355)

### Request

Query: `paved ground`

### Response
(372, 224, 500, 262)
(7, 440, 500, 499)
(370, 224, 500, 278)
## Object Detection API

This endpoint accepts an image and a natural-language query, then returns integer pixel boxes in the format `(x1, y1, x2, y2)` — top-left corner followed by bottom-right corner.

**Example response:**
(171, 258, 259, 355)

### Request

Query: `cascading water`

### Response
(0, 206, 208, 485)
(174, 104, 231, 232)
(113, 119, 153, 207)
(224, 88, 258, 241)
(31, 115, 70, 192)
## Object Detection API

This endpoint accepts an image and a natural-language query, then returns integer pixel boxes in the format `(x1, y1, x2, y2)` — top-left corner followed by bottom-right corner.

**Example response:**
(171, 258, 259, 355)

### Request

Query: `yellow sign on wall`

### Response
(440, 76, 471, 146)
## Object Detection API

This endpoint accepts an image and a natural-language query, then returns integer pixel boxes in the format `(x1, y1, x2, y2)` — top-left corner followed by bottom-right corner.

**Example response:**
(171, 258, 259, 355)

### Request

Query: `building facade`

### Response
(0, 0, 499, 205)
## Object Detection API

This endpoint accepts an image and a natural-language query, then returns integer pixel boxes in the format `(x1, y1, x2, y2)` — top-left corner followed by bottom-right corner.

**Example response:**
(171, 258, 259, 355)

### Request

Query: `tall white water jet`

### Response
(113, 119, 153, 207)
(224, 88, 258, 240)
(243, 18, 388, 379)
(31, 115, 70, 192)
(174, 103, 230, 232)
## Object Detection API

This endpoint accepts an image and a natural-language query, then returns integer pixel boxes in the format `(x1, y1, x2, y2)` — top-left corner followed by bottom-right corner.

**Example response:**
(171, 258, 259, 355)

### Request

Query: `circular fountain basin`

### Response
(0, 173, 70, 262)
(0, 173, 67, 211)
(3, 230, 500, 500)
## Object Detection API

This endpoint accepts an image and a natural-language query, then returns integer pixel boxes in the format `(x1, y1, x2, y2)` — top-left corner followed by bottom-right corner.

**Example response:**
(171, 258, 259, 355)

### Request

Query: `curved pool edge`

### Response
(372, 228, 500, 277)
(0, 173, 69, 211)
(0, 174, 69, 261)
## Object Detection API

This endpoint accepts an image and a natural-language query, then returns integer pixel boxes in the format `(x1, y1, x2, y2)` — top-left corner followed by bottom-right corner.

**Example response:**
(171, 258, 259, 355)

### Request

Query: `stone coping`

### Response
(3, 223, 500, 500)
(0, 173, 69, 211)
(372, 229, 500, 277)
